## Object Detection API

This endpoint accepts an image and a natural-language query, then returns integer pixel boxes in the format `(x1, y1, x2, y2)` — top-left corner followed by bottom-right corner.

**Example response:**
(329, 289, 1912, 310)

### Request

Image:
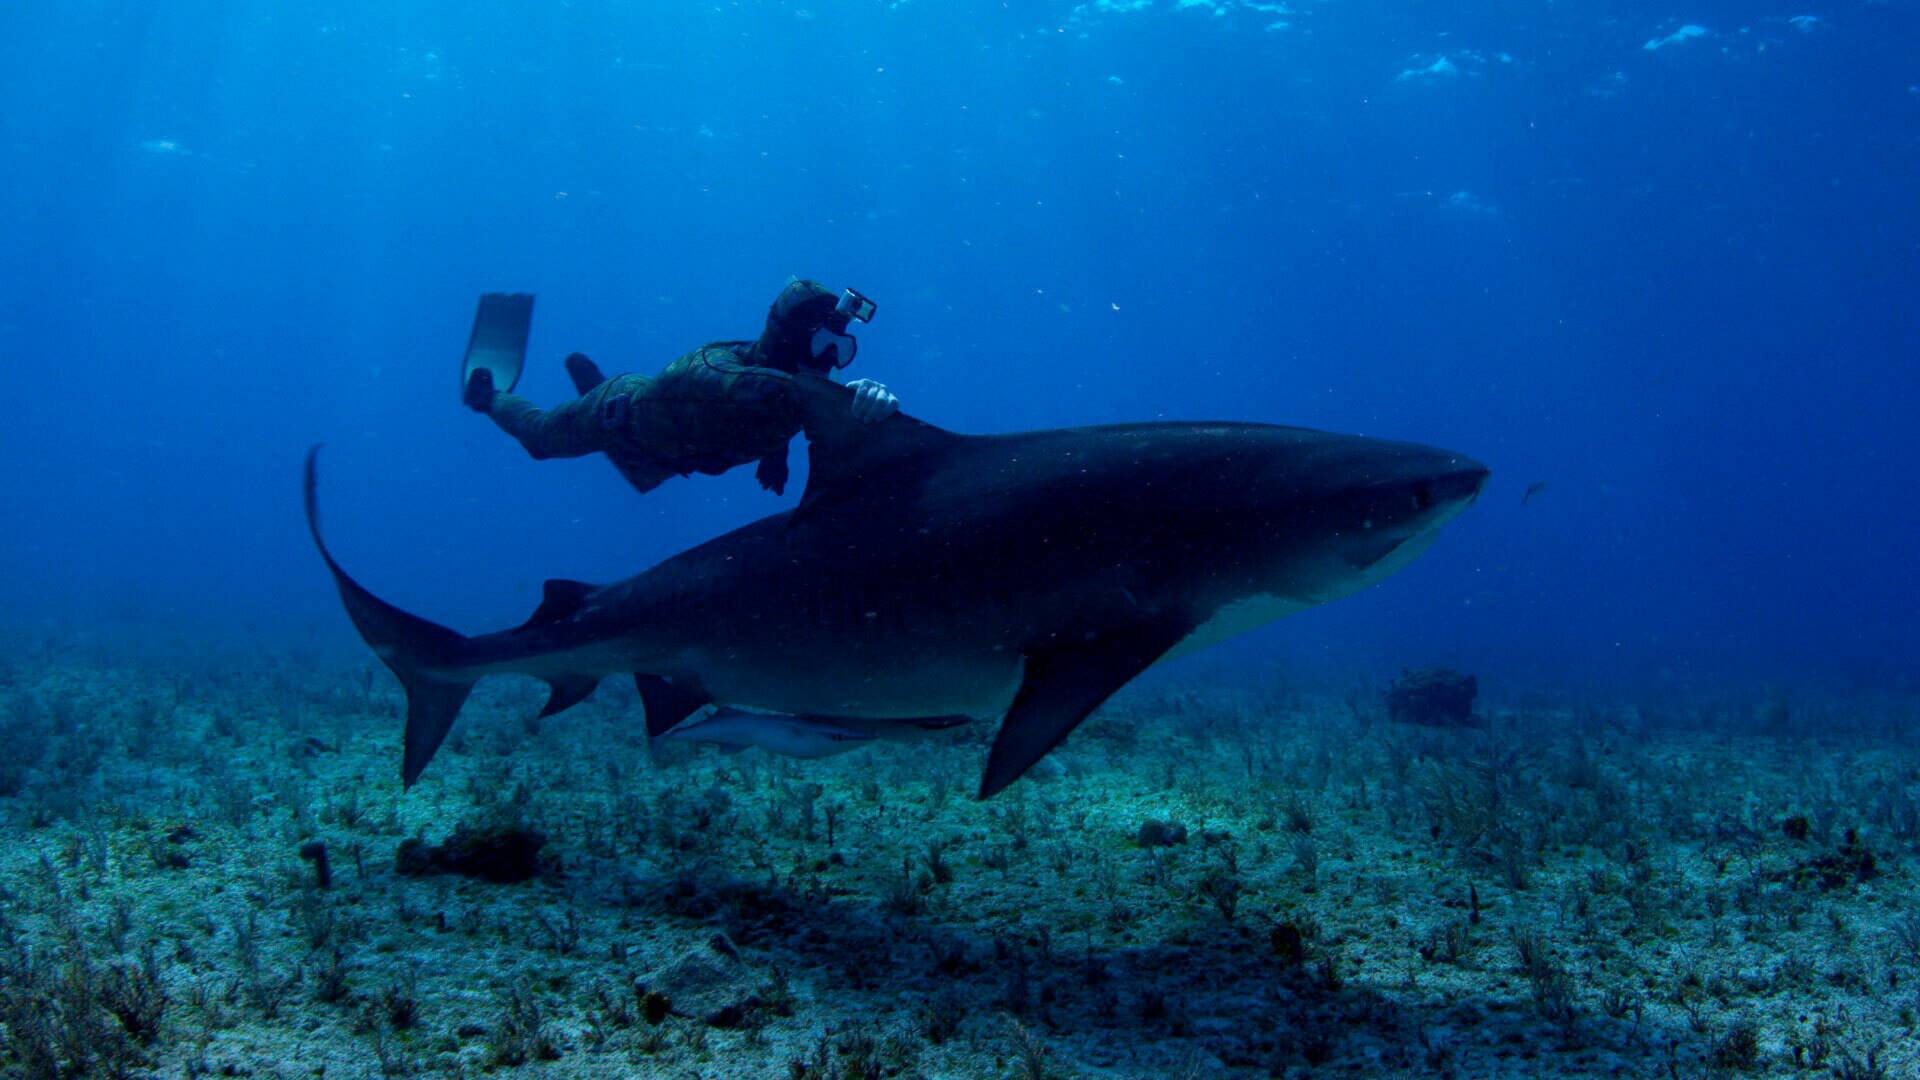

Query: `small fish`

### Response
(1521, 480, 1549, 506)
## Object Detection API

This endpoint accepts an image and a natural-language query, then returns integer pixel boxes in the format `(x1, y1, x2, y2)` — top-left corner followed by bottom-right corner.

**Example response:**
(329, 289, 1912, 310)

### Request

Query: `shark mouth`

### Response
(1345, 533, 1412, 569)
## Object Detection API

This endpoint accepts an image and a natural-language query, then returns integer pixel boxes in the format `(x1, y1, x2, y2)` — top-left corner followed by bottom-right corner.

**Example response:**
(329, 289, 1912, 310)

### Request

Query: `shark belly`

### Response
(1161, 592, 1312, 663)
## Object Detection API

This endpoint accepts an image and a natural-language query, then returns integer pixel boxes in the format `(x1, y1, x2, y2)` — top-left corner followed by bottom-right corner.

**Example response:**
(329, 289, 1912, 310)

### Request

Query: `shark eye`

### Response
(1413, 483, 1434, 512)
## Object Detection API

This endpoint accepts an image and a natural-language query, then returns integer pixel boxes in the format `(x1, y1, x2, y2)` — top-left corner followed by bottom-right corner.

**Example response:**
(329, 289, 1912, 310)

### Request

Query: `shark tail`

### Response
(305, 447, 477, 788)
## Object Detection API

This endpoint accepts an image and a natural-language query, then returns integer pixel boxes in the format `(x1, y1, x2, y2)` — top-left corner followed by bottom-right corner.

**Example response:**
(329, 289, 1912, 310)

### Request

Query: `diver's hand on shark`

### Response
(846, 379, 898, 423)
(755, 450, 790, 495)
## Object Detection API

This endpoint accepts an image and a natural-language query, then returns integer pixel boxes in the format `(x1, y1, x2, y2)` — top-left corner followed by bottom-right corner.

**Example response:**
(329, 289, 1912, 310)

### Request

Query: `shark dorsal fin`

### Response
(520, 579, 596, 630)
(791, 373, 962, 517)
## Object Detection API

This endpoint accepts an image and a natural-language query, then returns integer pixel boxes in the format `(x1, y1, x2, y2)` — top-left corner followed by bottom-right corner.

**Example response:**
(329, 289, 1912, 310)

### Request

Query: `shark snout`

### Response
(1402, 456, 1488, 535)
(1427, 458, 1490, 509)
(1346, 450, 1489, 546)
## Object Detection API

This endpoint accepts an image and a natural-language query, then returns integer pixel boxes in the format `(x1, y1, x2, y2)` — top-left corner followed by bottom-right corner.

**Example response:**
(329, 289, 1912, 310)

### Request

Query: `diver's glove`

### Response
(846, 379, 899, 423)
(755, 448, 790, 495)
(463, 367, 497, 413)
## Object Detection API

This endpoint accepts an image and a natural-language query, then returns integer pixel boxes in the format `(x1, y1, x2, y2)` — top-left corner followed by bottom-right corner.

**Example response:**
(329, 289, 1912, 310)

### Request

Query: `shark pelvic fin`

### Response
(635, 674, 710, 736)
(979, 615, 1193, 799)
(400, 679, 474, 787)
(519, 579, 597, 630)
(539, 674, 601, 718)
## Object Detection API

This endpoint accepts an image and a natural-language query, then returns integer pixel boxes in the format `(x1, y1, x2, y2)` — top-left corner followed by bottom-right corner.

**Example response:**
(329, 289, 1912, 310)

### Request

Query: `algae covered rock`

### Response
(636, 933, 768, 1028)
(1784, 828, 1880, 891)
(1136, 819, 1188, 847)
(395, 822, 547, 883)
(1385, 667, 1482, 729)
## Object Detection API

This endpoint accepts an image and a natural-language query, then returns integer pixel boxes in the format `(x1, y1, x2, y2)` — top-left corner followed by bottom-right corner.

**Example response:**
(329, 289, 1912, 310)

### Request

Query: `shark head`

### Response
(1161, 429, 1488, 662)
(1253, 432, 1488, 605)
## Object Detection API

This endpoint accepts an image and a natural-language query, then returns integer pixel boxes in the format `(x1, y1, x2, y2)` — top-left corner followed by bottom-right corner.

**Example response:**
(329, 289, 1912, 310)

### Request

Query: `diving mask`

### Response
(809, 287, 876, 370)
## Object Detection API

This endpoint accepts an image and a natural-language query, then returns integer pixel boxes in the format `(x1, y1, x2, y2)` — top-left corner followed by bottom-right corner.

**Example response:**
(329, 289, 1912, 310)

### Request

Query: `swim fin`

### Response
(463, 293, 534, 396)
(565, 352, 607, 394)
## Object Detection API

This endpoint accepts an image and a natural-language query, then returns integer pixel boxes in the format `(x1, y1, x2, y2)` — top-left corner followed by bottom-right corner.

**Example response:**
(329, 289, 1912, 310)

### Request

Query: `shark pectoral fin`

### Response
(980, 616, 1194, 800)
(636, 674, 710, 736)
(538, 674, 601, 718)
(518, 579, 598, 630)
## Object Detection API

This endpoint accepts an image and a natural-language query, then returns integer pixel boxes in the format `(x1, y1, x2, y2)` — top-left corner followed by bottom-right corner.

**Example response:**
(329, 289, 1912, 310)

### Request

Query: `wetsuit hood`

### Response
(749, 279, 841, 373)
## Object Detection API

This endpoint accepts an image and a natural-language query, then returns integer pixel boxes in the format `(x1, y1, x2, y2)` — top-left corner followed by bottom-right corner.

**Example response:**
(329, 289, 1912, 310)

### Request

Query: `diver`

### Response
(460, 279, 900, 496)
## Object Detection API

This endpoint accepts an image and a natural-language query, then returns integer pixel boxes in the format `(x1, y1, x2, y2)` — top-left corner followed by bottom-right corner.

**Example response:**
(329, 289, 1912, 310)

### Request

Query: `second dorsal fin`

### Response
(518, 579, 597, 630)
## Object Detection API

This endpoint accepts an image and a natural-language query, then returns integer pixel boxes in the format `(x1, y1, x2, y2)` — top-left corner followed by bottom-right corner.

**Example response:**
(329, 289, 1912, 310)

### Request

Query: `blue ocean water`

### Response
(1, 1, 1914, 691)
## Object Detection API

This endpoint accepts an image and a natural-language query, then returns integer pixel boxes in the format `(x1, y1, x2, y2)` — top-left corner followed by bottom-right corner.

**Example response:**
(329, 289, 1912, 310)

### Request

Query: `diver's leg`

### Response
(489, 375, 678, 492)
(486, 383, 621, 461)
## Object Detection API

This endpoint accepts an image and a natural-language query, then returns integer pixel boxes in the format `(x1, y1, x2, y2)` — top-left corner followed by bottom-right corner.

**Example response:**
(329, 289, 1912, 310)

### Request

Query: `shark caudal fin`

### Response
(304, 447, 477, 788)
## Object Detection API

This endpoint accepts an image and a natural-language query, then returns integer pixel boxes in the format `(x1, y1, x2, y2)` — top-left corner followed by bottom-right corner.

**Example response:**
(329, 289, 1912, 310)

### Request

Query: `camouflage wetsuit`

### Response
(472, 278, 882, 494)
(486, 342, 802, 494)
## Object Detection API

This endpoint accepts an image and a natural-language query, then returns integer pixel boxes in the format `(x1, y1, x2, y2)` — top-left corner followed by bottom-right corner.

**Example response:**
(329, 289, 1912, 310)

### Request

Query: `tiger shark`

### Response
(307, 376, 1486, 798)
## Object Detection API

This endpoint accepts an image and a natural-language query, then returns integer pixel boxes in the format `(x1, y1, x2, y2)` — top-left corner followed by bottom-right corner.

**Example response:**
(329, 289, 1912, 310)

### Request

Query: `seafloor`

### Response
(1, 642, 1915, 1079)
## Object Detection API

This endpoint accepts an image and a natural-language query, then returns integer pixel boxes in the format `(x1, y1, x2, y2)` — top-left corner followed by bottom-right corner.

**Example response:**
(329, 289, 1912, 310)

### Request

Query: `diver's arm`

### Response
(667, 350, 813, 494)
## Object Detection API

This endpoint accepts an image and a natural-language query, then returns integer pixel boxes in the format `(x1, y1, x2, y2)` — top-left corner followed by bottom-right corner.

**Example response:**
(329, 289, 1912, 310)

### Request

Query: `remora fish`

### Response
(660, 707, 971, 758)
(307, 376, 1486, 798)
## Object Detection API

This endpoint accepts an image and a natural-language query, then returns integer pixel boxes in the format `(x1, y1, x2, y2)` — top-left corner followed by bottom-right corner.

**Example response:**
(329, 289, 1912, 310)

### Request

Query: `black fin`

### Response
(565, 352, 607, 395)
(539, 675, 601, 718)
(635, 674, 709, 736)
(519, 579, 596, 630)
(305, 447, 477, 789)
(788, 373, 962, 518)
(979, 616, 1194, 799)
(463, 293, 534, 394)
(400, 679, 474, 787)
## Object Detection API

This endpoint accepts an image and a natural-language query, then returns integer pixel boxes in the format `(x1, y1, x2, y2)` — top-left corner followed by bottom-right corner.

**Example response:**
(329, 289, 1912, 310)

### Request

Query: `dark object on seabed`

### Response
(635, 933, 766, 1028)
(1270, 921, 1306, 966)
(395, 823, 548, 883)
(1385, 667, 1482, 729)
(1136, 819, 1189, 847)
(298, 840, 332, 889)
(1782, 828, 1879, 891)
(292, 736, 337, 759)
